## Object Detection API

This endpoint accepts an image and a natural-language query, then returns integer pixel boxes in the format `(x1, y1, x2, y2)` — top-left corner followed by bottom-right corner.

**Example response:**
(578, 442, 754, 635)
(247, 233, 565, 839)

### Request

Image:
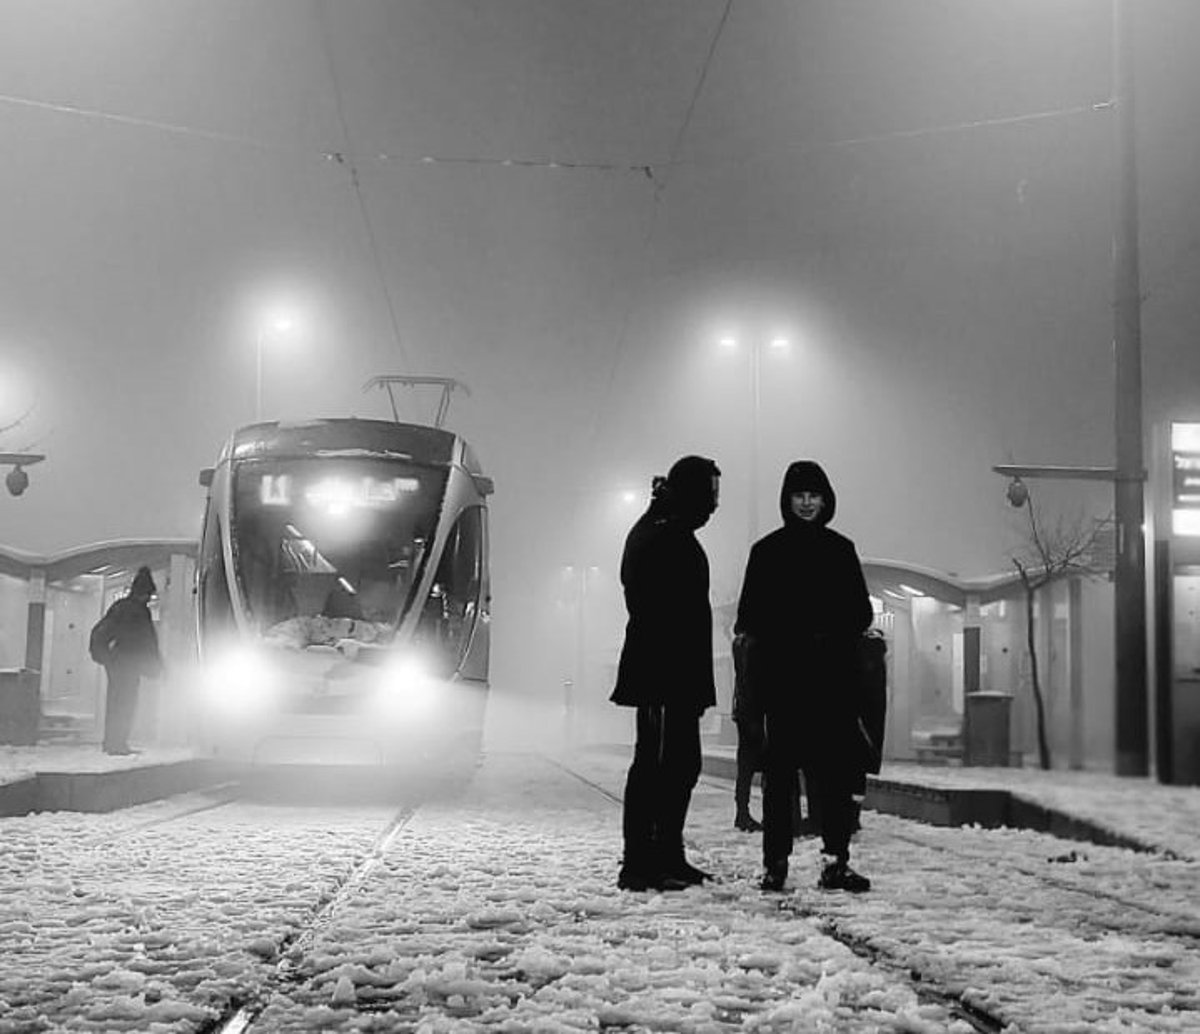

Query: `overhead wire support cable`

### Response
(666, 100, 1111, 175)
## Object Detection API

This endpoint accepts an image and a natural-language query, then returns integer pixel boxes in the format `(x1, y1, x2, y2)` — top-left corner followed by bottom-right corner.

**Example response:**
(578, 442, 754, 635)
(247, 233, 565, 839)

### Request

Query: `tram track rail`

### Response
(881, 824, 1200, 943)
(552, 756, 1010, 1034)
(168, 754, 1191, 1034)
(78, 782, 244, 848)
(199, 801, 419, 1034)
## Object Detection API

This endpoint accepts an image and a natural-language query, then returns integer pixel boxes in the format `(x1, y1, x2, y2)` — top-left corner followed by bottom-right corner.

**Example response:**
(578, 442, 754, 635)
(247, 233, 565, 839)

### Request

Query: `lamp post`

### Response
(720, 335, 789, 543)
(989, 0, 1149, 778)
(1110, 0, 1148, 777)
(254, 316, 295, 422)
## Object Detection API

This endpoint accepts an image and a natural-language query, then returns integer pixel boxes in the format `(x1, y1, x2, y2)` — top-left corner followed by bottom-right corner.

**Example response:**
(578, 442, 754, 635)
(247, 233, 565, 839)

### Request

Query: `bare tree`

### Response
(1010, 489, 1111, 770)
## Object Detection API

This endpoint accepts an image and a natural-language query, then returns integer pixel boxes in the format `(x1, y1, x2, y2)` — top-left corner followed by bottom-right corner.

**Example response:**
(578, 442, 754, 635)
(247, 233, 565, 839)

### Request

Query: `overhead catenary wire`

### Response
(0, 88, 1117, 178)
(575, 0, 736, 501)
(312, 0, 412, 376)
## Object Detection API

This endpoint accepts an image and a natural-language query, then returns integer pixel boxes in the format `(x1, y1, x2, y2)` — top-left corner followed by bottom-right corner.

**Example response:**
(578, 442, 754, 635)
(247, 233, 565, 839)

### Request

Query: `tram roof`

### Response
(224, 418, 478, 471)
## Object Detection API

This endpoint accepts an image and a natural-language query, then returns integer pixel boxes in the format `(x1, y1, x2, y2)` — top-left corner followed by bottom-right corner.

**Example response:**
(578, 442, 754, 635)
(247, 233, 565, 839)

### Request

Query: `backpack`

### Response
(88, 613, 116, 665)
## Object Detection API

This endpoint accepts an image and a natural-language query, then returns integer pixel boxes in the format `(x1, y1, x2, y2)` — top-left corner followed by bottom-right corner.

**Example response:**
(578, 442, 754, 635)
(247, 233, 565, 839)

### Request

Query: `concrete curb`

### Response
(0, 759, 220, 817)
(699, 752, 1168, 856)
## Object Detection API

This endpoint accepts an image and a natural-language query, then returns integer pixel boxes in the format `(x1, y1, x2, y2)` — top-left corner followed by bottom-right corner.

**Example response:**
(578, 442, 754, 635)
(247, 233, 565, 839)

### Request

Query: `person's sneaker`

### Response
(818, 859, 870, 893)
(734, 814, 763, 832)
(759, 859, 788, 892)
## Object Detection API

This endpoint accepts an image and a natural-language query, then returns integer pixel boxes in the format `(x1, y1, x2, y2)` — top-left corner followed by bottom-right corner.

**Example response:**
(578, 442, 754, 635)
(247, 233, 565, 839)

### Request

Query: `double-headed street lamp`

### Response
(720, 334, 790, 543)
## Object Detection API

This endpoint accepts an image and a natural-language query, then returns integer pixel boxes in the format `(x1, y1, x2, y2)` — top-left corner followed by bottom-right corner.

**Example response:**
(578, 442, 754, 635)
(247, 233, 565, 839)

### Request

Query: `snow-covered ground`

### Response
(0, 744, 198, 787)
(3, 731, 1200, 1033)
(876, 761, 1200, 861)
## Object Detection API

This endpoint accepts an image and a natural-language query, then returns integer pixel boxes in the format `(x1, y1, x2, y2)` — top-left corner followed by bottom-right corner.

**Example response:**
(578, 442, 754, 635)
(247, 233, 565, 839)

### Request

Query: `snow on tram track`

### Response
(549, 757, 1007, 1034)
(201, 801, 419, 1034)
(880, 823, 1200, 944)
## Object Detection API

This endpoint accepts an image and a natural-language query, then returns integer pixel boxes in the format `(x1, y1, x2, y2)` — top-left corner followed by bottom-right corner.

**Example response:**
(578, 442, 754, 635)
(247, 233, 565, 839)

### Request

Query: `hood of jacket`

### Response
(779, 460, 836, 527)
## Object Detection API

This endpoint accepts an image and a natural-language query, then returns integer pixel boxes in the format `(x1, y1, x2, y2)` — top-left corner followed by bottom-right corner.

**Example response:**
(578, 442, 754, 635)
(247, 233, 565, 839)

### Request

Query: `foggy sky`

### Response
(2, 1, 1200, 691)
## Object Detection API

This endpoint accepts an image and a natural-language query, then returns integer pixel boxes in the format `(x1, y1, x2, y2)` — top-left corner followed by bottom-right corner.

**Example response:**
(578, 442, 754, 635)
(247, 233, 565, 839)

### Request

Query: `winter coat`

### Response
(610, 506, 717, 711)
(91, 596, 163, 679)
(734, 461, 872, 770)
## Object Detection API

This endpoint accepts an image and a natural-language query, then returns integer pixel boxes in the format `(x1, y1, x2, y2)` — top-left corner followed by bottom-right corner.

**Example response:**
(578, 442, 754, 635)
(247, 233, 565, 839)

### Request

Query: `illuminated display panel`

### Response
(259, 474, 420, 511)
(1172, 422, 1200, 537)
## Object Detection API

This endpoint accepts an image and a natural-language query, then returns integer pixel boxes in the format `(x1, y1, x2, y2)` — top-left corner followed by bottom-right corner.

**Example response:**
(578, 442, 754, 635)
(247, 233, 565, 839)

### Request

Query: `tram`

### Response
(193, 379, 492, 771)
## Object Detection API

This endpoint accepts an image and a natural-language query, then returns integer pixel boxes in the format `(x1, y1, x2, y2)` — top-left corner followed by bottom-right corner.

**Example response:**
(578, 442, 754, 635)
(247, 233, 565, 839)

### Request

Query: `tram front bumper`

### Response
(198, 649, 486, 766)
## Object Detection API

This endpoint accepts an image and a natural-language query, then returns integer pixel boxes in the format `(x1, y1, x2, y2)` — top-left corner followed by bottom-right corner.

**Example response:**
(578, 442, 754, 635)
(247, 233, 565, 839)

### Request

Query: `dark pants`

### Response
(763, 712, 858, 865)
(621, 704, 701, 873)
(103, 667, 140, 753)
(737, 716, 806, 827)
(734, 716, 765, 816)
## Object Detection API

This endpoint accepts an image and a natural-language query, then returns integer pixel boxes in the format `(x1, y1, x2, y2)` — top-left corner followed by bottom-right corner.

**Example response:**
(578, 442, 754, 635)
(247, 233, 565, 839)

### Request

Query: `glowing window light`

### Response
(261, 475, 291, 506)
(1171, 423, 1200, 452)
(1174, 510, 1200, 537)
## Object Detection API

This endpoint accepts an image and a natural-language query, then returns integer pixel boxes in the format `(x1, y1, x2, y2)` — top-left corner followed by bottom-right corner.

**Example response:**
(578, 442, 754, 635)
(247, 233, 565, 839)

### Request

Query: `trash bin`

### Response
(0, 668, 41, 745)
(963, 691, 1013, 767)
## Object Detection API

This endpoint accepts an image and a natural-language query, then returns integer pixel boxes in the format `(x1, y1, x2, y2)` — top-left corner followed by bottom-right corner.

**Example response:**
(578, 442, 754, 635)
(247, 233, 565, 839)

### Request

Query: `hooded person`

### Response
(89, 565, 164, 755)
(611, 455, 721, 891)
(734, 460, 874, 892)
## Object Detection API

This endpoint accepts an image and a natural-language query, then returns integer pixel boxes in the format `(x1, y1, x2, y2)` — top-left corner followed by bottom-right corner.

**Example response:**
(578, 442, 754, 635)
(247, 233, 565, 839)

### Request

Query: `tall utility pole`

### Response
(992, 0, 1150, 778)
(1112, 0, 1149, 776)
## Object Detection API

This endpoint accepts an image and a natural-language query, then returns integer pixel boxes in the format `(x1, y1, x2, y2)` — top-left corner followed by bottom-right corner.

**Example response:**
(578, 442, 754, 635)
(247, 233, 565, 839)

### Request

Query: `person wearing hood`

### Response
(88, 566, 164, 755)
(611, 455, 721, 891)
(734, 460, 874, 892)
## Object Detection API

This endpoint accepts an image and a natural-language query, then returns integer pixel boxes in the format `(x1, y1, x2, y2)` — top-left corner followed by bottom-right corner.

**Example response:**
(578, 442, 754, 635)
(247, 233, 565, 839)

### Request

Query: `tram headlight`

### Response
(372, 654, 441, 717)
(202, 646, 282, 716)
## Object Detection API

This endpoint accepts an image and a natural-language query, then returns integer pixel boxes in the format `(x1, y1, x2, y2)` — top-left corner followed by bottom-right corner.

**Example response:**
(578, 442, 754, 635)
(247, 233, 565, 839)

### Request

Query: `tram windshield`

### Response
(231, 458, 448, 642)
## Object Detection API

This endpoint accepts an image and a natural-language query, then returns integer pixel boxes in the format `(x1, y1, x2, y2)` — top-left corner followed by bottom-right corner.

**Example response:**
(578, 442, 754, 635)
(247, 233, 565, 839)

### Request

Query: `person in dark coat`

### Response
(611, 455, 721, 891)
(90, 566, 163, 755)
(734, 460, 874, 893)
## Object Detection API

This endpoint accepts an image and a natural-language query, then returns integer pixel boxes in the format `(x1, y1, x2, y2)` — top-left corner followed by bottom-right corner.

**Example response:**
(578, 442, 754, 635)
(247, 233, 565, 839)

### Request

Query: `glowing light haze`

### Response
(3, 1, 1200, 698)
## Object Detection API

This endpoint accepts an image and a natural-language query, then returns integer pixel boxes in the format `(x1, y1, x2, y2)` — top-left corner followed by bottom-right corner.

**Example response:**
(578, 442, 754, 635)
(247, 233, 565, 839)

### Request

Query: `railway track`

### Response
(129, 754, 1190, 1033)
(201, 802, 419, 1034)
(554, 757, 1010, 1033)
(881, 823, 1200, 943)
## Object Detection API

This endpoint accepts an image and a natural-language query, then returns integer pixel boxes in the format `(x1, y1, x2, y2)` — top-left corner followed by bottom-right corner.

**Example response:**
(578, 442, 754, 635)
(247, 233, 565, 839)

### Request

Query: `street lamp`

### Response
(254, 316, 296, 421)
(720, 334, 790, 543)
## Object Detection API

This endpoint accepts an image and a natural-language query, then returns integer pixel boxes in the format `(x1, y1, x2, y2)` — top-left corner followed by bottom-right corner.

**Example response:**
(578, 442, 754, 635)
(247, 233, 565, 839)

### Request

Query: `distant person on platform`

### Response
(611, 455, 721, 891)
(89, 566, 163, 756)
(734, 460, 874, 893)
